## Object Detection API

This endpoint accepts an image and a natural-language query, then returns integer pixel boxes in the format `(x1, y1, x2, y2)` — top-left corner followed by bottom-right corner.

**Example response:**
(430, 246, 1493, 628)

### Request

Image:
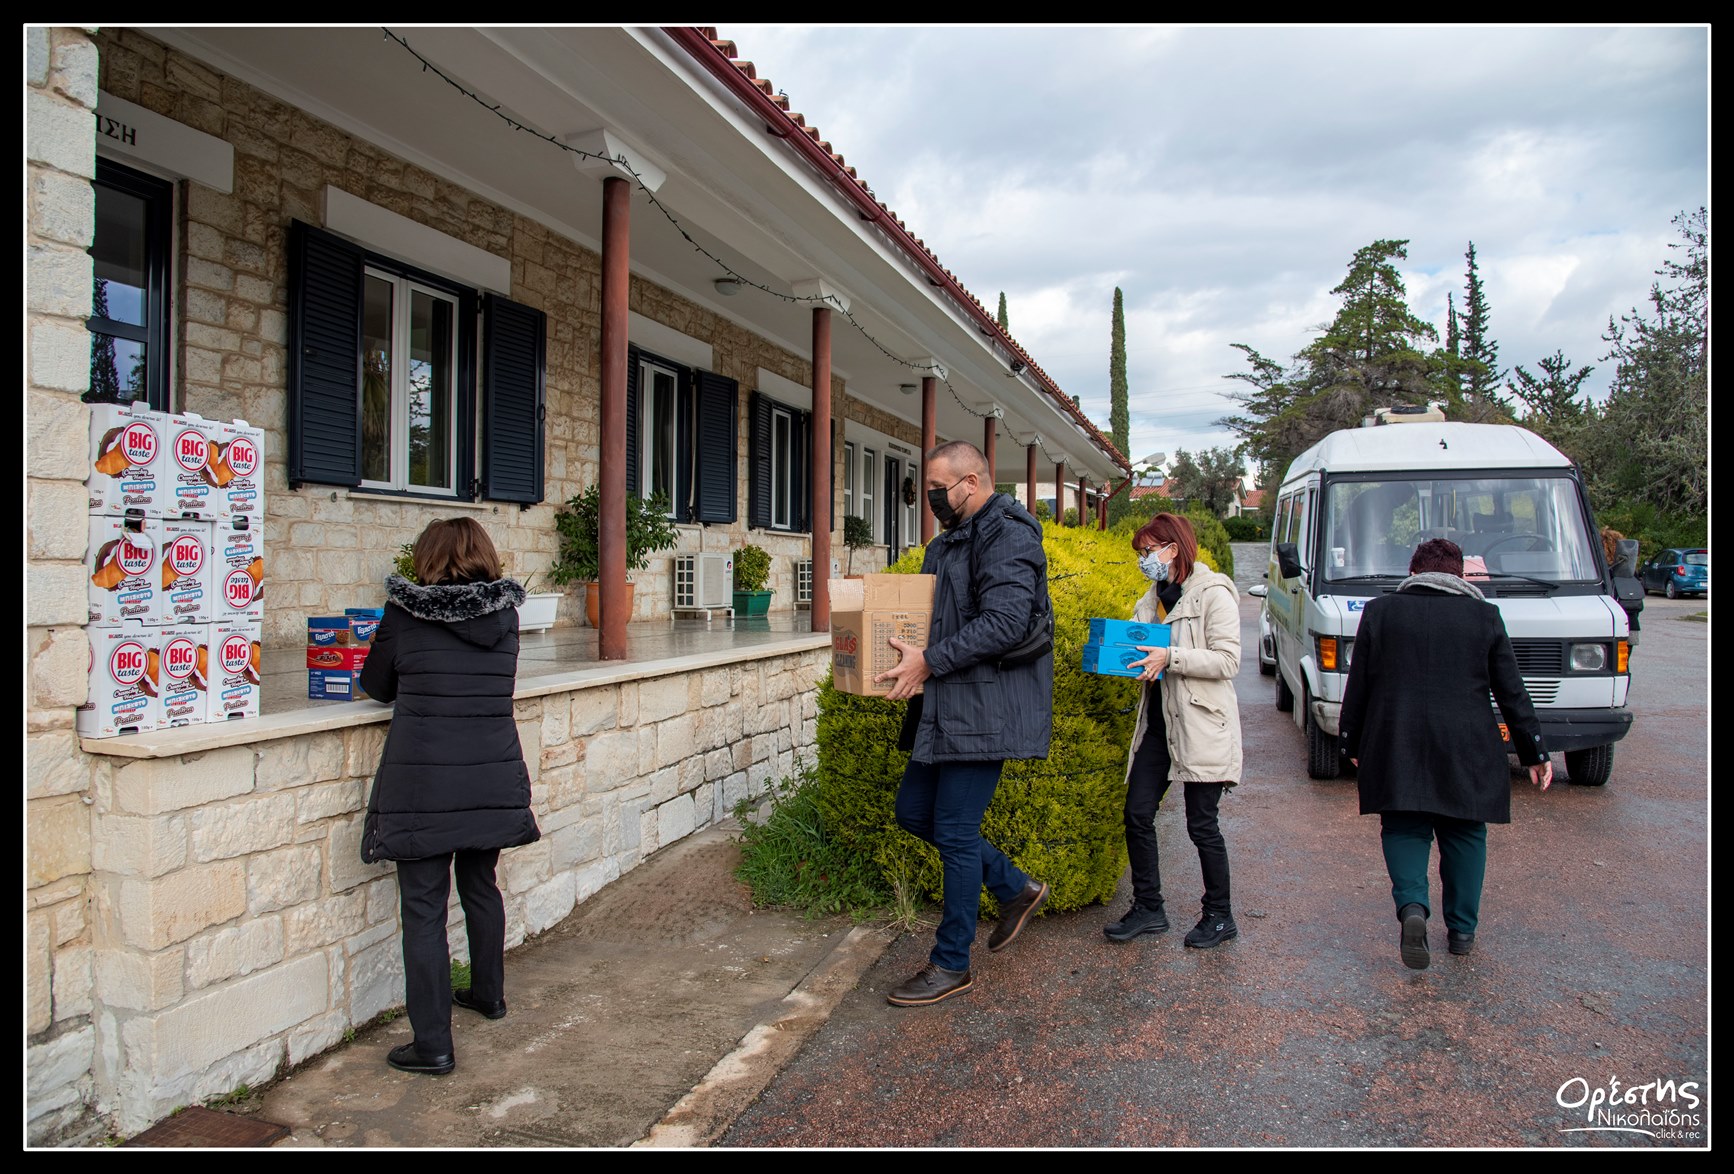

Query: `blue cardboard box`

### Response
(308, 669, 368, 701)
(1086, 617, 1170, 647)
(1081, 642, 1165, 679)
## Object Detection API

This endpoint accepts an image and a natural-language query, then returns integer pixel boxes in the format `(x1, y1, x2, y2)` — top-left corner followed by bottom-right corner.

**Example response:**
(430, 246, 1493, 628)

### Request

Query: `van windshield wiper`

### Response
(1485, 573, 1560, 589)
(1329, 573, 1404, 582)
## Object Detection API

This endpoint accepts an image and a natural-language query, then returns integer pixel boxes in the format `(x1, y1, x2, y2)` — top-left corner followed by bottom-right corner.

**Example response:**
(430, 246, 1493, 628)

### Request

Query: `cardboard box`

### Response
(211, 418, 264, 521)
(158, 624, 210, 727)
(307, 669, 369, 702)
(88, 515, 163, 627)
(208, 620, 262, 722)
(828, 574, 935, 697)
(306, 645, 370, 671)
(87, 401, 166, 518)
(77, 625, 161, 738)
(160, 519, 214, 625)
(308, 616, 357, 646)
(215, 515, 264, 622)
(164, 411, 222, 519)
(1086, 617, 1170, 647)
(344, 607, 384, 645)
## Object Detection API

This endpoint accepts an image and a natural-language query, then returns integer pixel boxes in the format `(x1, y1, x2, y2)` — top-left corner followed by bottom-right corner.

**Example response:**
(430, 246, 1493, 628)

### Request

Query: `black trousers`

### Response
(396, 848, 504, 1055)
(1124, 729, 1232, 916)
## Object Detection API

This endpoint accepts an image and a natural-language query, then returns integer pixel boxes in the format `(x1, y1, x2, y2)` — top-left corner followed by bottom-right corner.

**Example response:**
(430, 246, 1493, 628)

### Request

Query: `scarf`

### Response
(1398, 571, 1484, 601)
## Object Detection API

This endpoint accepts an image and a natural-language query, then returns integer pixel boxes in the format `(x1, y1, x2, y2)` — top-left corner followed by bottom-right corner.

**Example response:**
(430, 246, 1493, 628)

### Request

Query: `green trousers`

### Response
(1379, 812, 1488, 935)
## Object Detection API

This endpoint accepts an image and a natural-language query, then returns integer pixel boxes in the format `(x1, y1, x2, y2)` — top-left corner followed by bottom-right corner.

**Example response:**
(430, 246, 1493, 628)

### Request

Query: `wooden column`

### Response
(920, 376, 937, 542)
(983, 416, 997, 489)
(810, 308, 832, 632)
(1026, 443, 1038, 517)
(1054, 461, 1066, 525)
(599, 176, 630, 660)
(1077, 474, 1087, 529)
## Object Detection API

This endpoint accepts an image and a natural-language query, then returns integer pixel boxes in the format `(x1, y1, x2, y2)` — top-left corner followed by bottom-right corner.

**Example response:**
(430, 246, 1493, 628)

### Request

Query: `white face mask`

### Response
(1138, 548, 1171, 582)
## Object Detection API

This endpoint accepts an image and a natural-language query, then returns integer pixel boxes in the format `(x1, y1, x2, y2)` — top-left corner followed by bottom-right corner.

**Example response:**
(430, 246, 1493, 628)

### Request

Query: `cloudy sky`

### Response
(720, 24, 1709, 475)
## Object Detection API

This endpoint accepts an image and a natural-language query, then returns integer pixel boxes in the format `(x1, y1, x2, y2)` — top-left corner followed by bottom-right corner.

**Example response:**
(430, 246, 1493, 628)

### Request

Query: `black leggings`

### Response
(1124, 731, 1232, 916)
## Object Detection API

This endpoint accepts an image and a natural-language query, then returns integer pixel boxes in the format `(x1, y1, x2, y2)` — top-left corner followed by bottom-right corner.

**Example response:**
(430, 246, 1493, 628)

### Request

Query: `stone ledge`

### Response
(82, 636, 831, 760)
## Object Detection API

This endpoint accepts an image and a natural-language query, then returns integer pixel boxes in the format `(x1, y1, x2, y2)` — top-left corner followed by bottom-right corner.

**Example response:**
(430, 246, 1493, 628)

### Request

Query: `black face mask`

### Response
(927, 478, 968, 530)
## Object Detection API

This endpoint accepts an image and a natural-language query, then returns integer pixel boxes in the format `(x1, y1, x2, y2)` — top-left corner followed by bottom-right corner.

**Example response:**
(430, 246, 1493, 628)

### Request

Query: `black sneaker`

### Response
(1447, 930, 1474, 957)
(1399, 903, 1430, 970)
(1184, 913, 1238, 948)
(1104, 903, 1170, 942)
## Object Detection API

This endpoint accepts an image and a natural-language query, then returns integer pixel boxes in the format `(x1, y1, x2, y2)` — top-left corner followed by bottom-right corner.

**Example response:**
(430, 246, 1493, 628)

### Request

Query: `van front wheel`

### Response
(1305, 690, 1342, 779)
(1564, 744, 1613, 787)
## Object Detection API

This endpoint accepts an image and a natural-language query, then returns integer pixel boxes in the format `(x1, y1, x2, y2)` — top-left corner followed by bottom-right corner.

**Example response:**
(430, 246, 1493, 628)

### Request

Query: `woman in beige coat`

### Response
(1104, 512, 1244, 948)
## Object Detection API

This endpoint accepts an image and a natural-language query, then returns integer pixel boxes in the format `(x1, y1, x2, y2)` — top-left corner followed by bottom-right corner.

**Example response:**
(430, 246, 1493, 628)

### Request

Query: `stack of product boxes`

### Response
(306, 609, 382, 701)
(78, 400, 266, 738)
(1081, 616, 1171, 679)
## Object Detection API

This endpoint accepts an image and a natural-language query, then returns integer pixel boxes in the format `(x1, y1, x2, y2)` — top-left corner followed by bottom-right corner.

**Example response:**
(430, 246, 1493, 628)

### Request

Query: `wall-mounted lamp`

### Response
(1009, 359, 1025, 374)
(899, 383, 918, 396)
(713, 277, 742, 297)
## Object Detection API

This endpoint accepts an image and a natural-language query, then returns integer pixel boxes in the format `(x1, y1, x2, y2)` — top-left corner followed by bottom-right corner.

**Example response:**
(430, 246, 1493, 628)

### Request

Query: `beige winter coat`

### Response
(1123, 563, 1244, 786)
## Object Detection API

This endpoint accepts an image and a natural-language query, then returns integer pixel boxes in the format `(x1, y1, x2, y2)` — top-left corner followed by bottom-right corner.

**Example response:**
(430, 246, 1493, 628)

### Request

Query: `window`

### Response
(639, 356, 679, 511)
(861, 448, 877, 541)
(86, 159, 172, 411)
(289, 221, 546, 504)
(843, 442, 856, 520)
(360, 269, 460, 494)
(746, 392, 810, 533)
(902, 457, 917, 542)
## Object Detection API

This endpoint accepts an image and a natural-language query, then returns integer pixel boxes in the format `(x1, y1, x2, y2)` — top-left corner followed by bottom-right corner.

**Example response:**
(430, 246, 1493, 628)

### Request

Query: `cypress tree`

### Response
(996, 291, 1009, 331)
(1109, 287, 1129, 458)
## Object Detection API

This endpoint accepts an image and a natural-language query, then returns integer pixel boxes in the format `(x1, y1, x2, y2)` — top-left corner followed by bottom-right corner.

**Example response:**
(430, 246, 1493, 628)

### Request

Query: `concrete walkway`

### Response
(256, 821, 894, 1147)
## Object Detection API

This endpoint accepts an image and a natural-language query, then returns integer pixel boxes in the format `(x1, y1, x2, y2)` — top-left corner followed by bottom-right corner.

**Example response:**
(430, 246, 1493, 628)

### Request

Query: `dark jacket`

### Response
(910, 493, 1052, 763)
(359, 575, 541, 863)
(1339, 585, 1547, 824)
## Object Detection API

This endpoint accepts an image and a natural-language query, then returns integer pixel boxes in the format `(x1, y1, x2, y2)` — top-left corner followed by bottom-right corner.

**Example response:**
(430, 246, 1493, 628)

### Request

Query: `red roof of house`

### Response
(1242, 488, 1265, 508)
(674, 28, 1127, 473)
(1130, 482, 1175, 499)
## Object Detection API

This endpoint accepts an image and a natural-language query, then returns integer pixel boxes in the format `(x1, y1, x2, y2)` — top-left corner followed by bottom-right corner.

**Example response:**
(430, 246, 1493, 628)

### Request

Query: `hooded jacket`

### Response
(359, 575, 541, 863)
(1124, 563, 1243, 785)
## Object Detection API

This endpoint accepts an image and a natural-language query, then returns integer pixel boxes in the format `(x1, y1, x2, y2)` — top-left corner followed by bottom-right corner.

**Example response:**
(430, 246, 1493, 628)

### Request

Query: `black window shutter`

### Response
(694, 371, 739, 524)
(792, 408, 811, 534)
(624, 346, 641, 500)
(479, 293, 546, 505)
(675, 368, 695, 522)
(287, 220, 363, 487)
(747, 391, 772, 530)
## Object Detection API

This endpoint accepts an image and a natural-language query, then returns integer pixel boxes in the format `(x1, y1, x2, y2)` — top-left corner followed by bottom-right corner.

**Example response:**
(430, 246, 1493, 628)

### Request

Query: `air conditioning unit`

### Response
(675, 553, 733, 609)
(795, 559, 813, 605)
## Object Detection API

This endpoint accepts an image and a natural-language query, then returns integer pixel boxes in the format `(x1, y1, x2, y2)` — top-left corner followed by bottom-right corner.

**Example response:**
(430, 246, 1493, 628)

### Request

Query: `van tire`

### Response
(1275, 672, 1294, 712)
(1304, 689, 1341, 779)
(1564, 744, 1614, 787)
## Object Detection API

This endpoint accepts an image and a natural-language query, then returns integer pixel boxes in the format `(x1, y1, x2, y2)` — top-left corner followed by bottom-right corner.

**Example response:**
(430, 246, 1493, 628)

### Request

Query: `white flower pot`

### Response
(516, 592, 562, 633)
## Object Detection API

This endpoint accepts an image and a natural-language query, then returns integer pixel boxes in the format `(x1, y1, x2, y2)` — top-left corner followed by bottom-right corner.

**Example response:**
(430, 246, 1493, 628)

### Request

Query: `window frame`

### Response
(86, 157, 174, 412)
(771, 405, 796, 530)
(843, 441, 856, 521)
(638, 354, 682, 514)
(358, 267, 464, 497)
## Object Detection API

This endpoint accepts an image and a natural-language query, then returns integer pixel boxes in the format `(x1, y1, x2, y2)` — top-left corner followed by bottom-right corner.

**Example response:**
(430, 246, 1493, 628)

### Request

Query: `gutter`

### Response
(662, 26, 1129, 477)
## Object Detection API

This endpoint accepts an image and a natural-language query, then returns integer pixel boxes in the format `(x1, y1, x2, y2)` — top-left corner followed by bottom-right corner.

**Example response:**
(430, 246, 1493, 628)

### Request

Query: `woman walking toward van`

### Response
(1106, 513, 1244, 949)
(360, 518, 540, 1075)
(1339, 538, 1552, 969)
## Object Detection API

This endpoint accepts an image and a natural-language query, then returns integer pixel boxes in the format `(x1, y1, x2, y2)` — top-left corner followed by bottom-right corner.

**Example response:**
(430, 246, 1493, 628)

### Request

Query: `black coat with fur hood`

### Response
(359, 575, 540, 863)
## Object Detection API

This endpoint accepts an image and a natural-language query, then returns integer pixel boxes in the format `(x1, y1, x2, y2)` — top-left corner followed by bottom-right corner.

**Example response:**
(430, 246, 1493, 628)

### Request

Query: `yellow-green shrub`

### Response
(813, 522, 1154, 913)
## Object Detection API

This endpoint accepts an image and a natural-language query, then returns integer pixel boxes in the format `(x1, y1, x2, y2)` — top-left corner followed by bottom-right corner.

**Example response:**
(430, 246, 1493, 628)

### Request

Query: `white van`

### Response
(1252, 418, 1632, 785)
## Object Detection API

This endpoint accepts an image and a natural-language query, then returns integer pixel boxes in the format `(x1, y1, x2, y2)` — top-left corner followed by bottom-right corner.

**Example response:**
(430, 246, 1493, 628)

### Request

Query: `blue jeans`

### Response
(895, 759, 1029, 971)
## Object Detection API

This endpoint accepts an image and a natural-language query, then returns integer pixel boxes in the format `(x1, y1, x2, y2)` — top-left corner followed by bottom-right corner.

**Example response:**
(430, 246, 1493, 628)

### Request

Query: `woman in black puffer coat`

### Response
(359, 517, 540, 1075)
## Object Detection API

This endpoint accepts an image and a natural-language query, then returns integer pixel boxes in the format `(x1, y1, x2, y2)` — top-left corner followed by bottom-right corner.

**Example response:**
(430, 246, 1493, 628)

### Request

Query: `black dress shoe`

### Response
(988, 879, 1049, 952)
(387, 1042, 454, 1075)
(1398, 903, 1430, 970)
(1447, 930, 1475, 956)
(453, 988, 508, 1019)
(1104, 903, 1170, 942)
(886, 963, 973, 1007)
(1184, 912, 1239, 949)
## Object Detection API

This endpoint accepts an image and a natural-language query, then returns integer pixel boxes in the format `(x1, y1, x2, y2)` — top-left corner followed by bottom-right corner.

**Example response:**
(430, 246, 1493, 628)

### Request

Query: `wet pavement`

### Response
(722, 592, 1709, 1148)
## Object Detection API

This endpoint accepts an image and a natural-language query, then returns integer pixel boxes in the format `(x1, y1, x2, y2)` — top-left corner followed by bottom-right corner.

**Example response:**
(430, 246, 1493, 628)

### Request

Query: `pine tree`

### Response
(996, 292, 1009, 331)
(1458, 242, 1507, 419)
(1445, 291, 1460, 358)
(86, 278, 120, 403)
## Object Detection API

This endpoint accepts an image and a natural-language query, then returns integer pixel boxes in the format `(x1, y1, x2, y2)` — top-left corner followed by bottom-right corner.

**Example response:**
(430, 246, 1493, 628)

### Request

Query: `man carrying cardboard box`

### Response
(874, 440, 1053, 1006)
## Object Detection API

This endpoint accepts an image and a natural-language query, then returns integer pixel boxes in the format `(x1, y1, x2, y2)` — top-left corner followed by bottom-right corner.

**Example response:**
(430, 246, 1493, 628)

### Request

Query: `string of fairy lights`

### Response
(380, 28, 1111, 476)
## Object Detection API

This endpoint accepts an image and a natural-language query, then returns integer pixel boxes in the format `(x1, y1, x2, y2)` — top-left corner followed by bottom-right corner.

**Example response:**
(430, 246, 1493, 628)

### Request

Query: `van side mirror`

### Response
(1275, 542, 1304, 581)
(1248, 584, 1268, 599)
(1613, 538, 1641, 577)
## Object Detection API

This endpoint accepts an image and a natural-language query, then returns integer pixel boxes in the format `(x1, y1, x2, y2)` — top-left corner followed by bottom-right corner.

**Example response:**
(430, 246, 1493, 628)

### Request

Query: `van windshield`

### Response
(1322, 475, 1598, 583)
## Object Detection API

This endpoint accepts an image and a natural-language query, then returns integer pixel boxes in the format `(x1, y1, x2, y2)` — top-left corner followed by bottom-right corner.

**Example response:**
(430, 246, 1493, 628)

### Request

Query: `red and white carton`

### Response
(88, 515, 164, 627)
(207, 620, 262, 723)
(214, 515, 264, 622)
(77, 626, 161, 738)
(164, 411, 223, 519)
(211, 418, 264, 521)
(161, 519, 214, 625)
(159, 624, 210, 727)
(88, 401, 166, 518)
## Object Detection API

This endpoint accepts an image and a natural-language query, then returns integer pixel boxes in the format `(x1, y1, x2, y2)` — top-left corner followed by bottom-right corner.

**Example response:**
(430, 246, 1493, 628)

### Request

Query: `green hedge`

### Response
(811, 522, 1154, 914)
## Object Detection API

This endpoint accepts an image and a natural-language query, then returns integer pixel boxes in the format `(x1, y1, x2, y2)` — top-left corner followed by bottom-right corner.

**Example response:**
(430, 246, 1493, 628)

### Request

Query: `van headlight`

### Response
(1569, 643, 1607, 672)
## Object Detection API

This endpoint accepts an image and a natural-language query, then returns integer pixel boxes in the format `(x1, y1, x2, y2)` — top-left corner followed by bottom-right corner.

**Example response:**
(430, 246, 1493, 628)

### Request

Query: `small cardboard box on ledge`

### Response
(829, 574, 935, 697)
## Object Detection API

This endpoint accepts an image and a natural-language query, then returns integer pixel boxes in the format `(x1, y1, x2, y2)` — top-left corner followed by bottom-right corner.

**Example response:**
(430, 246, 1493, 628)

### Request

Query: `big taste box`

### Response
(88, 401, 165, 517)
(828, 574, 935, 697)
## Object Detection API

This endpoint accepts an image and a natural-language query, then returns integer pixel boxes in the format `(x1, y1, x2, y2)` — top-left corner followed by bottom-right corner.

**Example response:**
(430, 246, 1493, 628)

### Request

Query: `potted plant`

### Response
(548, 485, 681, 627)
(396, 543, 561, 632)
(842, 514, 874, 576)
(732, 543, 773, 617)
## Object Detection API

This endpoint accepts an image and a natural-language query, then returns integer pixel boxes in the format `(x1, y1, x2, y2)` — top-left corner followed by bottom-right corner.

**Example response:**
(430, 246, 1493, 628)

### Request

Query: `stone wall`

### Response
(95, 28, 856, 647)
(27, 24, 101, 1146)
(75, 647, 824, 1137)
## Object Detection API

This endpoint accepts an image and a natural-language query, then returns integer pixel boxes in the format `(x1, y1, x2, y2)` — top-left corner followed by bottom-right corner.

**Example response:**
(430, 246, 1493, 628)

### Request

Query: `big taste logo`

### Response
(1555, 1074, 1703, 1141)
